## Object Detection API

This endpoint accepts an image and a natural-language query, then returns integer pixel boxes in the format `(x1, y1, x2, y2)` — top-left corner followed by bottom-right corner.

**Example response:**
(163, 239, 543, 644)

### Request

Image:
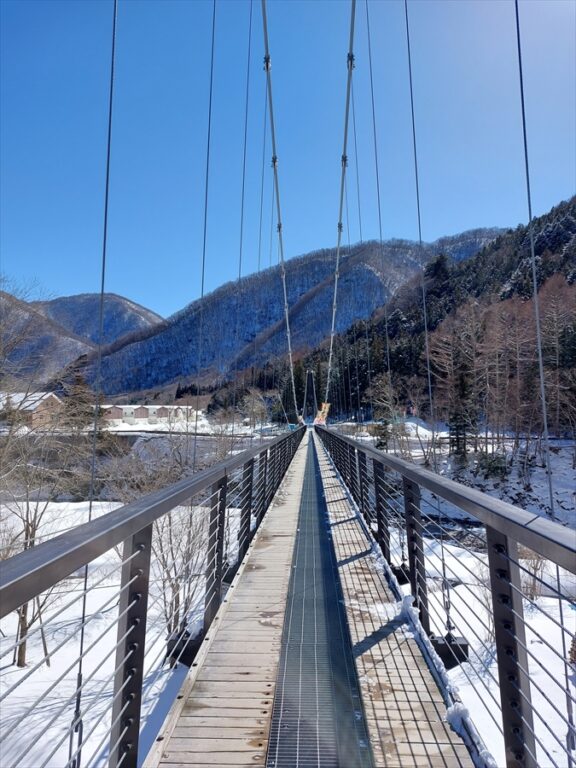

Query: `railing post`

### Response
(373, 460, 390, 563)
(109, 524, 152, 768)
(204, 476, 227, 632)
(403, 478, 430, 635)
(267, 445, 276, 508)
(333, 435, 344, 479)
(357, 451, 368, 522)
(348, 444, 356, 496)
(239, 459, 254, 560)
(486, 527, 537, 768)
(258, 450, 268, 525)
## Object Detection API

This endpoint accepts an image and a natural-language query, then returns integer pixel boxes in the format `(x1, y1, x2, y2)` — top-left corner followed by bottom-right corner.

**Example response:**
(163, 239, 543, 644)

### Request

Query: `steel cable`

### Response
(260, 0, 299, 421)
(192, 0, 217, 470)
(324, 0, 357, 408)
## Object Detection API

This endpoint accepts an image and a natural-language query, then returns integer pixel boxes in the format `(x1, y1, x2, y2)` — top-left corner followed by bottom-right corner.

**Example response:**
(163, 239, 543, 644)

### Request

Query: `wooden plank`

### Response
(179, 705, 272, 719)
(146, 433, 309, 768)
(158, 753, 264, 766)
(313, 434, 474, 768)
(173, 717, 268, 729)
(171, 726, 267, 739)
(165, 738, 268, 752)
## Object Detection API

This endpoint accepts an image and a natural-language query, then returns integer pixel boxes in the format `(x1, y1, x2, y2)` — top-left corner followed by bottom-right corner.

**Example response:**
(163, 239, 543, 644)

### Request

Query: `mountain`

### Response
(68, 229, 500, 396)
(31, 293, 163, 345)
(0, 291, 95, 384)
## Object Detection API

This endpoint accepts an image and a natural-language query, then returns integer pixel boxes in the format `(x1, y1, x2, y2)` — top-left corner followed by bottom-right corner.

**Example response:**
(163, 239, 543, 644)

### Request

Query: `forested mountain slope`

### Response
(32, 293, 163, 345)
(308, 196, 576, 435)
(0, 291, 94, 384)
(70, 230, 499, 396)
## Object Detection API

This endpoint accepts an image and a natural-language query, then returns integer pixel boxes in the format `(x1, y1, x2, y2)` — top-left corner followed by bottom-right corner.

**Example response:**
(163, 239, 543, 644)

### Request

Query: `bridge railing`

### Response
(0, 426, 304, 768)
(316, 425, 576, 768)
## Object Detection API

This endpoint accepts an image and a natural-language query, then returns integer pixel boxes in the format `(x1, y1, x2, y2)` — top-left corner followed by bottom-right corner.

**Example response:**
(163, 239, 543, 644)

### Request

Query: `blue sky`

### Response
(1, 0, 574, 318)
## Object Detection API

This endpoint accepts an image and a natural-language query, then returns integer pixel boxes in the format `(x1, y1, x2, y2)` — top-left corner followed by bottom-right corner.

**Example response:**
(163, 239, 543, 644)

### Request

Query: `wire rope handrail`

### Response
(0, 426, 304, 768)
(316, 425, 576, 768)
(0, 427, 304, 619)
(316, 427, 575, 572)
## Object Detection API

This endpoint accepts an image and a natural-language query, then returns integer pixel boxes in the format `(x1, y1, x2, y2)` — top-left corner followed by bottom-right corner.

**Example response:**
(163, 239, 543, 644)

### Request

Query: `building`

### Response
(0, 391, 64, 428)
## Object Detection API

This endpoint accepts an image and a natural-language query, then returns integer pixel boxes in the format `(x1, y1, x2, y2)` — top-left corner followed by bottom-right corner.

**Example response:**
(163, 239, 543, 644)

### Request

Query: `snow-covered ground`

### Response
(0, 499, 247, 768)
(1, 425, 574, 767)
(367, 523, 576, 768)
(335, 418, 576, 529)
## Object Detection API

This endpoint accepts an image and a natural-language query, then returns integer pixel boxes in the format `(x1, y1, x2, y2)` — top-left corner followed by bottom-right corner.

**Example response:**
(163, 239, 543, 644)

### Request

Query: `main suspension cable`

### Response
(261, 0, 298, 420)
(324, 0, 357, 407)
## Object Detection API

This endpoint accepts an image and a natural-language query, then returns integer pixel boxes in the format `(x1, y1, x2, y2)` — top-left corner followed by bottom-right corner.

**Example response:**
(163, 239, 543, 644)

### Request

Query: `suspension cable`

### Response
(404, 0, 436, 446)
(192, 0, 217, 469)
(514, 0, 555, 516)
(231, 0, 254, 436)
(301, 370, 309, 421)
(324, 0, 357, 406)
(350, 79, 363, 244)
(67, 3, 118, 766)
(257, 80, 268, 273)
(514, 1, 574, 760)
(364, 0, 391, 381)
(261, 0, 298, 420)
(311, 367, 319, 416)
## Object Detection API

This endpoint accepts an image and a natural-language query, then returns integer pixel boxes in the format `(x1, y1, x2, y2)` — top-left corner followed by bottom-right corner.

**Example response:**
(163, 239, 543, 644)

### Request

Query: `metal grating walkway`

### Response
(148, 431, 473, 768)
(266, 440, 374, 768)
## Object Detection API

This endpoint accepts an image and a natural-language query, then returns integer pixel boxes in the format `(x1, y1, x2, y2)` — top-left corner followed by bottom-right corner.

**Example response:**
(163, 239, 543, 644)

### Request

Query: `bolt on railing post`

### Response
(373, 460, 390, 563)
(108, 524, 152, 768)
(403, 478, 430, 635)
(204, 476, 227, 633)
(239, 459, 254, 561)
(486, 527, 537, 768)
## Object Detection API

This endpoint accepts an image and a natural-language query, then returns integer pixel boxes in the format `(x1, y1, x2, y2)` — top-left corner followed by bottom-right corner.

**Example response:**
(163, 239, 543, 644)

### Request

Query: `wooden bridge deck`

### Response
(145, 430, 473, 768)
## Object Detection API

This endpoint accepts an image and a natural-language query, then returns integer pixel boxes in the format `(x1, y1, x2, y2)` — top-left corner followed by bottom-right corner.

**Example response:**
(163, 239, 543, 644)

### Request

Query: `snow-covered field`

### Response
(335, 418, 576, 528)
(1, 424, 574, 768)
(0, 497, 246, 768)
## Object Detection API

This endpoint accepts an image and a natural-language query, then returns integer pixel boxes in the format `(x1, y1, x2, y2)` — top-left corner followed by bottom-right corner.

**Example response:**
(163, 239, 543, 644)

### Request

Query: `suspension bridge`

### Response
(1, 0, 575, 767)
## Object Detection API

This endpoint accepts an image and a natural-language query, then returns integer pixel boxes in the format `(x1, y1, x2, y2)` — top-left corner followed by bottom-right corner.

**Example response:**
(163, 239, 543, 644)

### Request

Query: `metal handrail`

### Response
(315, 425, 576, 768)
(0, 425, 305, 768)
(0, 427, 305, 618)
(315, 426, 575, 574)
